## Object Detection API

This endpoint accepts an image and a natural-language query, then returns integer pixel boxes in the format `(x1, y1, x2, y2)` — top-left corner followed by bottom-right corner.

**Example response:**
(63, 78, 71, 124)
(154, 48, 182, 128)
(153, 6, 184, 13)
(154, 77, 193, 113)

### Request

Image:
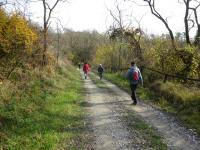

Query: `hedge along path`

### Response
(82, 71, 167, 150)
(101, 78, 200, 150)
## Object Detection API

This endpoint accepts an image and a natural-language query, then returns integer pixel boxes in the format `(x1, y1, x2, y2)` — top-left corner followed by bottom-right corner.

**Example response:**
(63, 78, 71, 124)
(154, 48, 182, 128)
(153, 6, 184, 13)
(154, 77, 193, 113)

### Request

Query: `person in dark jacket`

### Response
(126, 61, 143, 105)
(78, 63, 81, 69)
(98, 64, 104, 80)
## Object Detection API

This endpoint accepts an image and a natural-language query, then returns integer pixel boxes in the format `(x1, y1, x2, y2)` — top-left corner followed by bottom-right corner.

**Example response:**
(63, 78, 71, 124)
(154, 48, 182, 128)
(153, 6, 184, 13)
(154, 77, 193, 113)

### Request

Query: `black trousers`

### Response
(130, 84, 138, 103)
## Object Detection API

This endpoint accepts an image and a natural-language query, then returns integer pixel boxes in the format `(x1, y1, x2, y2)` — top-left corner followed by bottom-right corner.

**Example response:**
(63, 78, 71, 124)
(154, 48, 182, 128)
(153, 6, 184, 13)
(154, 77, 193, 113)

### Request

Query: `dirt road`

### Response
(83, 73, 200, 150)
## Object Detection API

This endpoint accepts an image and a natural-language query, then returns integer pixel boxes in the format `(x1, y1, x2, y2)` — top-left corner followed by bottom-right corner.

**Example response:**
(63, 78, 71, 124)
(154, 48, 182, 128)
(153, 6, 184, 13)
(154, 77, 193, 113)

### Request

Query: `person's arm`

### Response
(87, 65, 90, 72)
(126, 69, 131, 80)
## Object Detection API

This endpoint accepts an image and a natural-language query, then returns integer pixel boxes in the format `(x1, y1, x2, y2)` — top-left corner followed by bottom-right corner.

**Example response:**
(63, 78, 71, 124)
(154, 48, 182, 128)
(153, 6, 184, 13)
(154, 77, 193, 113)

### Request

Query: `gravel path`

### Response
(101, 78, 200, 150)
(84, 76, 137, 149)
(83, 72, 200, 150)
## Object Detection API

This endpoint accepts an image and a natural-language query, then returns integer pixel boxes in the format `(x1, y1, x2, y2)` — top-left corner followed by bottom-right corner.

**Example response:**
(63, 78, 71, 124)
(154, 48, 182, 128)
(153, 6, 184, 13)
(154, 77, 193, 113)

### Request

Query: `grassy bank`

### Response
(0, 63, 87, 149)
(103, 72, 200, 135)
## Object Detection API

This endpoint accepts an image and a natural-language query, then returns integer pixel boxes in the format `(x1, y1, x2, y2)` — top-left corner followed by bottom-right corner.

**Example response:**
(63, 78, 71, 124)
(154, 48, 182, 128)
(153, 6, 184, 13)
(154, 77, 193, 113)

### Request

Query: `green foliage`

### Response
(94, 44, 117, 68)
(94, 33, 200, 81)
(104, 72, 130, 92)
(60, 29, 107, 64)
(149, 80, 200, 134)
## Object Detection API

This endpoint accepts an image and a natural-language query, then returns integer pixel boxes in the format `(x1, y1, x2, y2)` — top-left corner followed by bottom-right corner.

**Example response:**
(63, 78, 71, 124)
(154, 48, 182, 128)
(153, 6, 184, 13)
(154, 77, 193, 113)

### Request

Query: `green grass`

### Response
(149, 81, 200, 134)
(0, 63, 87, 150)
(104, 72, 130, 92)
(104, 72, 200, 135)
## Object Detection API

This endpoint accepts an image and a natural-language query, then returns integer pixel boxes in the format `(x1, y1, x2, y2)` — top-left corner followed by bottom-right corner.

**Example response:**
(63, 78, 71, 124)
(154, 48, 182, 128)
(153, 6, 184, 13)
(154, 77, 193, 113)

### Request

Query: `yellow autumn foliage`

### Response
(0, 9, 37, 54)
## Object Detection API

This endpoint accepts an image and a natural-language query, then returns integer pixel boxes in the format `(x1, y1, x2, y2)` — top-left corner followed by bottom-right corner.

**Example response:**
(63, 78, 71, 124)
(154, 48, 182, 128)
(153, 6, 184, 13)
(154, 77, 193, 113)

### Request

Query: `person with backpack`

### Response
(98, 64, 104, 80)
(83, 62, 90, 79)
(126, 61, 143, 105)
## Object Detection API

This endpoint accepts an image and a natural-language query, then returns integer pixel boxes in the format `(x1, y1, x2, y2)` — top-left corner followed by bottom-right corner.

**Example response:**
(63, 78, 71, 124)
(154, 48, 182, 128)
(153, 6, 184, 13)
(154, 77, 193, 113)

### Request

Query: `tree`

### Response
(0, 0, 10, 6)
(61, 29, 105, 64)
(141, 0, 176, 48)
(40, 0, 66, 65)
(108, 1, 144, 65)
(108, 2, 124, 68)
(0, 9, 37, 79)
(187, 0, 200, 46)
(124, 0, 200, 78)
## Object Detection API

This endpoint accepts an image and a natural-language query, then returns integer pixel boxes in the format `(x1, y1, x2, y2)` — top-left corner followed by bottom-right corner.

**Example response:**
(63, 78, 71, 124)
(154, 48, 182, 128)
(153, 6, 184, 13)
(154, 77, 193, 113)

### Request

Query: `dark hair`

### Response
(131, 61, 135, 66)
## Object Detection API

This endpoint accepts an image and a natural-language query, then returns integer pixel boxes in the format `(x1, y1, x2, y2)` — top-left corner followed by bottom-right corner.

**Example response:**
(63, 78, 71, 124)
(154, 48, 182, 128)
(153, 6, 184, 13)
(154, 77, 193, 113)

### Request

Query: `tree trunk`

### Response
(194, 25, 200, 47)
(42, 26, 47, 66)
(184, 0, 191, 45)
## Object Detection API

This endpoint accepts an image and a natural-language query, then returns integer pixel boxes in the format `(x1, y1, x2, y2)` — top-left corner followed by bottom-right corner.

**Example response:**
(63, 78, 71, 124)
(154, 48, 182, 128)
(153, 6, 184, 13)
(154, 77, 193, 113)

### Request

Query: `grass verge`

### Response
(103, 72, 200, 135)
(0, 63, 88, 150)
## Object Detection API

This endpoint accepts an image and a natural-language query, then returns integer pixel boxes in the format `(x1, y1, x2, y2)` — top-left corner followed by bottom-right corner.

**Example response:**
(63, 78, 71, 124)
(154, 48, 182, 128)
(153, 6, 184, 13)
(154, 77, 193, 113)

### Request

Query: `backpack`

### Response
(98, 66, 103, 73)
(133, 69, 139, 81)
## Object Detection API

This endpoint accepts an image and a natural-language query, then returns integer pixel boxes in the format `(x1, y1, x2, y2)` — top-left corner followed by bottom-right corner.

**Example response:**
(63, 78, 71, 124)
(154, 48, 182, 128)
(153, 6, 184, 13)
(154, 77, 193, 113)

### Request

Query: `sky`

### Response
(5, 0, 198, 36)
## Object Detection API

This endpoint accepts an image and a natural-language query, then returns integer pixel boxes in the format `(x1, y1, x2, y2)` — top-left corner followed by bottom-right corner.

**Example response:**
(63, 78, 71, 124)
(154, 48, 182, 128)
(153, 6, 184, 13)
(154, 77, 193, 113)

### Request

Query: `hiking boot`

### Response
(133, 101, 137, 105)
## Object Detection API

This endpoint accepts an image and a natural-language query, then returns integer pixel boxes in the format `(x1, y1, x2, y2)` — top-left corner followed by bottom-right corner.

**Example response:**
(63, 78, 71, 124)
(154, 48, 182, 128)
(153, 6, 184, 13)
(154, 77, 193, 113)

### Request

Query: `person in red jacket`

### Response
(83, 62, 90, 79)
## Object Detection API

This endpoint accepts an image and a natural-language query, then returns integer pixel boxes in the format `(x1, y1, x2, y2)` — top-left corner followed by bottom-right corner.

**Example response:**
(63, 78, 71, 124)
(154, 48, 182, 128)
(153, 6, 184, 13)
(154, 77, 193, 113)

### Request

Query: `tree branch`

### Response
(143, 0, 175, 48)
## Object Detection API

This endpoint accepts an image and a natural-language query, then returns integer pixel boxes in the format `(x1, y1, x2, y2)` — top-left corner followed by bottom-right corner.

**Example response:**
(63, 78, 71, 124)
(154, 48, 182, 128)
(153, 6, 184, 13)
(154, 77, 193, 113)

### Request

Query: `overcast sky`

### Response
(6, 0, 197, 35)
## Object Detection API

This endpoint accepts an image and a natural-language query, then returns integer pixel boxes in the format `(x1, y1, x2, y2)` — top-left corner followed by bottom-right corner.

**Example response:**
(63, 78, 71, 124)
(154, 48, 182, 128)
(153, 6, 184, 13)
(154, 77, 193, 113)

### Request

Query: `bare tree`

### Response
(141, 0, 200, 46)
(0, 0, 9, 6)
(141, 0, 176, 48)
(179, 0, 200, 45)
(183, 0, 191, 44)
(188, 0, 200, 46)
(108, 1, 144, 66)
(40, 0, 66, 65)
(108, 2, 124, 68)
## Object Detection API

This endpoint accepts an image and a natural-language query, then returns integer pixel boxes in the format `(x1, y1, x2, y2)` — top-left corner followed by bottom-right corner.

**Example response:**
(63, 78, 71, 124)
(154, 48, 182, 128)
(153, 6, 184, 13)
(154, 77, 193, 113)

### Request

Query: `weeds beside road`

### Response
(0, 64, 88, 150)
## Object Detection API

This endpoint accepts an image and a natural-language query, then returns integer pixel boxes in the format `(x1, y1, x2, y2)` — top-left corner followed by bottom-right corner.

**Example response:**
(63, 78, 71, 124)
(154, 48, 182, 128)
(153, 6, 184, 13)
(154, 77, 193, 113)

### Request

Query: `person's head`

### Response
(131, 61, 136, 66)
(84, 62, 87, 65)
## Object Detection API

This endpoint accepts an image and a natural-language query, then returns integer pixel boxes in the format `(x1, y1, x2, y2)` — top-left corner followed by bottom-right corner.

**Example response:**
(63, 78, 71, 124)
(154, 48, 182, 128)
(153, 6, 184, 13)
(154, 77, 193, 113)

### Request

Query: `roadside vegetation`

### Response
(0, 8, 88, 149)
(0, 62, 88, 150)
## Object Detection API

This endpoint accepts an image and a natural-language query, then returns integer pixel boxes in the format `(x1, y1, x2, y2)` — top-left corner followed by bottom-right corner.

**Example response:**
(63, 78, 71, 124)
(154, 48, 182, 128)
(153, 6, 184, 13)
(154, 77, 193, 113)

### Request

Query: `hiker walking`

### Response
(98, 64, 104, 80)
(126, 61, 143, 105)
(78, 63, 81, 69)
(83, 62, 90, 79)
